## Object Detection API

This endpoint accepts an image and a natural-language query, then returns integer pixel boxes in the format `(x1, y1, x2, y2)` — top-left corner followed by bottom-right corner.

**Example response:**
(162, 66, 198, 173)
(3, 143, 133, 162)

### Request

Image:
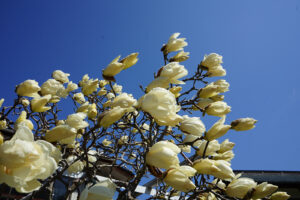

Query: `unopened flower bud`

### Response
(102, 55, 124, 81)
(205, 116, 231, 141)
(0, 98, 4, 108)
(119, 53, 139, 70)
(180, 115, 205, 136)
(97, 88, 107, 96)
(219, 139, 235, 153)
(270, 192, 290, 200)
(15, 111, 34, 130)
(21, 98, 30, 107)
(73, 92, 86, 104)
(231, 118, 257, 131)
(170, 51, 190, 62)
(99, 80, 108, 88)
(102, 139, 112, 146)
(0, 120, 7, 129)
(98, 106, 127, 128)
(252, 182, 278, 199)
(205, 101, 231, 117)
(118, 135, 128, 145)
(169, 86, 182, 98)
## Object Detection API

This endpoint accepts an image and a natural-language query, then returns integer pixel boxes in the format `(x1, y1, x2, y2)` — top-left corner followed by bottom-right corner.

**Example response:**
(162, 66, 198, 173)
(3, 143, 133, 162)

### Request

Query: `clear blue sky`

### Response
(0, 0, 299, 171)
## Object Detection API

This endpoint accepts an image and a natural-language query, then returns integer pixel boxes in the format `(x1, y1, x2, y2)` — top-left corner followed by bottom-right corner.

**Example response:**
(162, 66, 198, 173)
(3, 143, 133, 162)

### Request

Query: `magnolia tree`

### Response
(0, 33, 290, 200)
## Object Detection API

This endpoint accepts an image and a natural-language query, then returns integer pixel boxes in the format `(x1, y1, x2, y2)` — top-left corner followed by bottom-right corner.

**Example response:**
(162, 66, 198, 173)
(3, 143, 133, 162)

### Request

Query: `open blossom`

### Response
(205, 116, 231, 141)
(198, 79, 229, 98)
(41, 79, 65, 97)
(201, 53, 223, 70)
(159, 62, 188, 84)
(0, 125, 61, 193)
(31, 94, 52, 112)
(213, 150, 235, 162)
(146, 141, 180, 169)
(164, 166, 196, 192)
(79, 178, 117, 200)
(113, 83, 122, 94)
(16, 80, 40, 97)
(252, 182, 278, 199)
(231, 117, 257, 131)
(52, 70, 70, 83)
(66, 112, 89, 130)
(79, 74, 99, 96)
(141, 87, 183, 126)
(111, 93, 137, 109)
(180, 115, 205, 136)
(193, 159, 235, 180)
(164, 33, 188, 54)
(119, 52, 139, 70)
(205, 101, 231, 117)
(226, 178, 257, 199)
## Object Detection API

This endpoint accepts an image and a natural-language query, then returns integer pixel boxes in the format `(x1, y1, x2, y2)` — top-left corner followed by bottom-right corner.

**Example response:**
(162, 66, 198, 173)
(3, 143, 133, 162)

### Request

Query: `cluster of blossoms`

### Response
(0, 33, 290, 200)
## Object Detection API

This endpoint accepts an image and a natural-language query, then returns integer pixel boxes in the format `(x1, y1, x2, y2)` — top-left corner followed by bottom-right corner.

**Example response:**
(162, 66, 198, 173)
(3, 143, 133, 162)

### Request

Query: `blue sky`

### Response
(0, 1, 299, 171)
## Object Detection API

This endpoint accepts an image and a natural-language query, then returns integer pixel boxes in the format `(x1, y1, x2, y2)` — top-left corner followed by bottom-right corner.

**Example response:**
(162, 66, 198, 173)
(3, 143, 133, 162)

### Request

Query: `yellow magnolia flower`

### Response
(226, 178, 257, 199)
(164, 33, 188, 54)
(79, 178, 117, 200)
(52, 70, 70, 83)
(0, 125, 61, 193)
(15, 111, 34, 130)
(231, 117, 257, 131)
(146, 141, 180, 169)
(170, 51, 190, 62)
(205, 101, 231, 117)
(164, 166, 196, 192)
(205, 116, 231, 141)
(31, 94, 52, 112)
(120, 52, 139, 70)
(98, 106, 128, 128)
(180, 115, 206, 136)
(16, 80, 40, 97)
(45, 125, 77, 144)
(252, 182, 278, 199)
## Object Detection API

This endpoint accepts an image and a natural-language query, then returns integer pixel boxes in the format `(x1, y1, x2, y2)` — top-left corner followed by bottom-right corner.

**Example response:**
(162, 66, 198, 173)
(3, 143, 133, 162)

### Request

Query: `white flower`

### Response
(106, 92, 115, 99)
(231, 118, 257, 131)
(45, 125, 77, 144)
(118, 135, 128, 145)
(226, 178, 257, 199)
(98, 106, 128, 128)
(73, 92, 86, 104)
(52, 70, 70, 83)
(21, 98, 30, 107)
(219, 139, 235, 153)
(41, 79, 65, 96)
(196, 140, 220, 157)
(0, 98, 4, 108)
(170, 51, 190, 62)
(141, 87, 183, 126)
(111, 93, 137, 109)
(79, 178, 117, 200)
(164, 33, 188, 54)
(113, 83, 122, 94)
(67, 155, 84, 174)
(198, 79, 229, 98)
(66, 112, 89, 130)
(16, 80, 40, 97)
(0, 120, 7, 129)
(0, 125, 61, 193)
(201, 53, 223, 70)
(146, 141, 180, 169)
(159, 62, 188, 84)
(146, 76, 170, 92)
(205, 101, 231, 117)
(79, 74, 99, 96)
(207, 65, 227, 77)
(196, 98, 214, 110)
(205, 116, 231, 141)
(119, 52, 139, 70)
(252, 182, 278, 199)
(180, 115, 205, 136)
(270, 192, 290, 200)
(164, 166, 196, 192)
(102, 55, 124, 78)
(31, 94, 52, 112)
(15, 111, 34, 130)
(193, 159, 235, 180)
